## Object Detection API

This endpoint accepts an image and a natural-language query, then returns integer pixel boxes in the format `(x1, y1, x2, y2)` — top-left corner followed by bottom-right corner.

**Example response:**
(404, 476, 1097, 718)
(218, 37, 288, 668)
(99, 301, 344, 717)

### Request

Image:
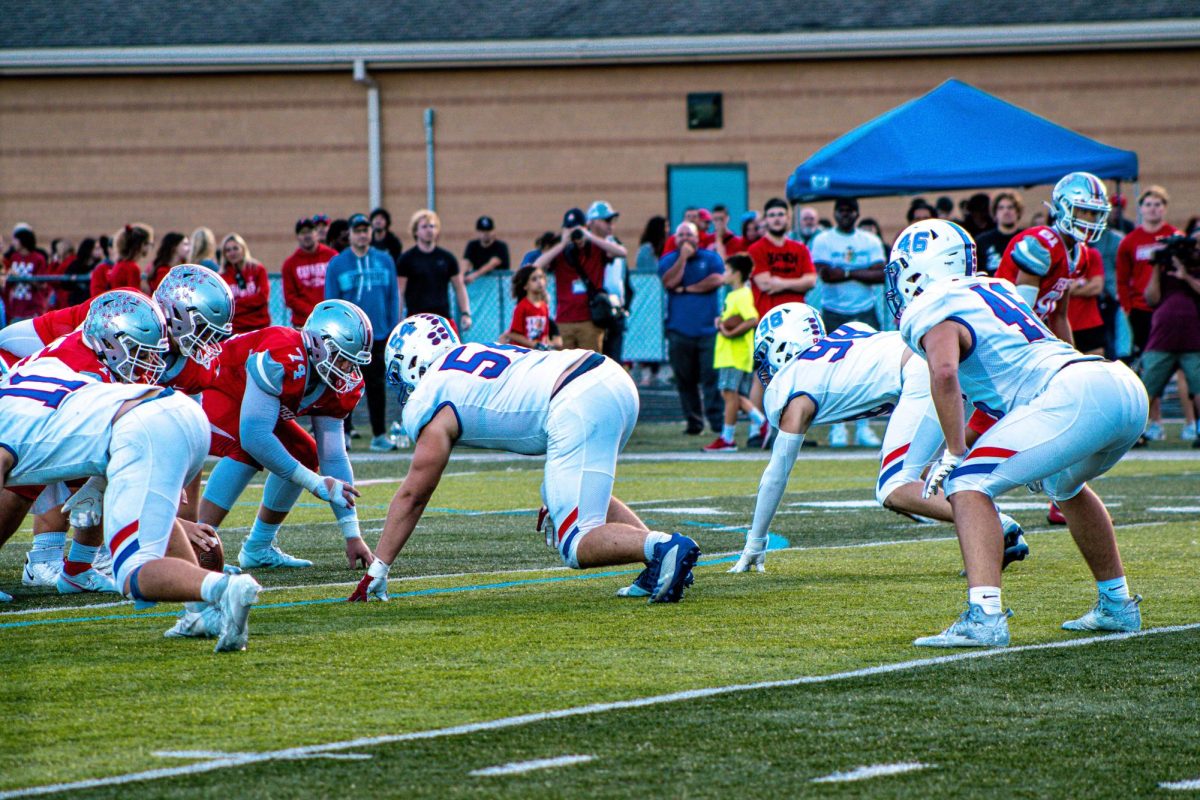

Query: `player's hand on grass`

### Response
(314, 476, 360, 509)
(345, 536, 375, 569)
(348, 560, 390, 602)
(728, 536, 768, 573)
(62, 481, 104, 528)
(923, 450, 964, 499)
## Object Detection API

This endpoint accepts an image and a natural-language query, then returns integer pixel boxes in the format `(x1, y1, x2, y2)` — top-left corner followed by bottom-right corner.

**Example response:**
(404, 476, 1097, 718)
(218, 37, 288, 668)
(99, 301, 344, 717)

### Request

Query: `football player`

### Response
(725, 303, 1027, 575)
(349, 314, 700, 604)
(0, 293, 260, 651)
(195, 299, 372, 571)
(888, 219, 1146, 647)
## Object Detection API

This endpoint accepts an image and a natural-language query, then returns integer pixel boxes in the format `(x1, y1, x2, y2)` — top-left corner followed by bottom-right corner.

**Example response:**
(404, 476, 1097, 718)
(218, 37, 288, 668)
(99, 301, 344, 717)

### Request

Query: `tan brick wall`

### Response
(1, 48, 1197, 268)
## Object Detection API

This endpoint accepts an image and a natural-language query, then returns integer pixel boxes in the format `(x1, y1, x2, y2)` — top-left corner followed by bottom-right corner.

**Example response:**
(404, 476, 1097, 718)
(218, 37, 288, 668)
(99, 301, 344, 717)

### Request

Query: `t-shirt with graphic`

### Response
(809, 228, 886, 314)
(509, 298, 551, 346)
(747, 237, 815, 317)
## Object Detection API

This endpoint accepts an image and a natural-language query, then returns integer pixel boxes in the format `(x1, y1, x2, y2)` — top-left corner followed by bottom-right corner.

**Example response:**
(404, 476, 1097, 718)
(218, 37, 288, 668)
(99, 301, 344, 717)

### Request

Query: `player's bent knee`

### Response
(556, 527, 591, 570)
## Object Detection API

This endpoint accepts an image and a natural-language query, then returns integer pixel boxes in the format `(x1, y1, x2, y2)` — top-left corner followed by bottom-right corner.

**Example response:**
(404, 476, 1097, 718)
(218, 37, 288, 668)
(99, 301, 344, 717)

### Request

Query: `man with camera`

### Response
(534, 207, 627, 353)
(1140, 231, 1200, 446)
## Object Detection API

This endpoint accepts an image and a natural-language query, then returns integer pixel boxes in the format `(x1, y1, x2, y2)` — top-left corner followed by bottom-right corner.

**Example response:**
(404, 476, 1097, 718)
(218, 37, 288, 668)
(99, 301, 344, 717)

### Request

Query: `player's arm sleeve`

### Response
(747, 431, 805, 544)
(0, 319, 42, 357)
(312, 414, 353, 485)
(239, 370, 319, 493)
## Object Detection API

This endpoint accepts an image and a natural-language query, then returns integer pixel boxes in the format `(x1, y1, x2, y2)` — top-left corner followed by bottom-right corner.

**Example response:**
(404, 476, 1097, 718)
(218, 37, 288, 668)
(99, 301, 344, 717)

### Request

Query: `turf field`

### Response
(2, 422, 1199, 798)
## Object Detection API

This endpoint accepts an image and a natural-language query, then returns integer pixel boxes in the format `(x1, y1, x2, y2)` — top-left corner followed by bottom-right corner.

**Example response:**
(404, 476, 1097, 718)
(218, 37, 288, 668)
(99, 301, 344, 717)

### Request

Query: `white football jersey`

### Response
(402, 344, 591, 454)
(900, 276, 1085, 419)
(763, 323, 910, 427)
(0, 358, 156, 486)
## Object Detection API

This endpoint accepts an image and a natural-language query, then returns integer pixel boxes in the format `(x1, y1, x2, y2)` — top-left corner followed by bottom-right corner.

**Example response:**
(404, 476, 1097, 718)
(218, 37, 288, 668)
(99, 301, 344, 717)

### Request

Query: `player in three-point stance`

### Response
(349, 313, 700, 604)
(725, 303, 1028, 574)
(887, 218, 1147, 647)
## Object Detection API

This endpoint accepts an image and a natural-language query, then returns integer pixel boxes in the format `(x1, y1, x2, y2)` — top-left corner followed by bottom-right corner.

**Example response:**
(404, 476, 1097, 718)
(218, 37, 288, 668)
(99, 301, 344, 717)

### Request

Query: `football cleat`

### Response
(22, 553, 63, 588)
(1047, 503, 1066, 525)
(92, 546, 114, 579)
(1001, 520, 1030, 570)
(369, 434, 397, 452)
(914, 604, 1012, 648)
(617, 567, 694, 598)
(854, 421, 882, 448)
(56, 568, 117, 594)
(645, 533, 701, 604)
(702, 437, 737, 453)
(1062, 595, 1142, 633)
(238, 540, 313, 569)
(164, 605, 222, 639)
(828, 424, 849, 449)
(214, 575, 262, 653)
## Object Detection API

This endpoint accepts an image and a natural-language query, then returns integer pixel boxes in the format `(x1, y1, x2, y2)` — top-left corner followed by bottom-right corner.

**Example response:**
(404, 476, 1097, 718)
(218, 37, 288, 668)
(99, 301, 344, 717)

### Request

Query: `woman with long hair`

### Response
(190, 227, 219, 271)
(219, 232, 270, 333)
(149, 231, 191, 292)
(635, 215, 668, 273)
(3, 227, 49, 322)
(64, 236, 100, 306)
(107, 223, 154, 292)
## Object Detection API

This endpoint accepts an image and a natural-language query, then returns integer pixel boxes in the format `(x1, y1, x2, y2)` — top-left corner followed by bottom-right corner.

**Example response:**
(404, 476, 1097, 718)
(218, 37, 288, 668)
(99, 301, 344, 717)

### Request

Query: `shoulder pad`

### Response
(1011, 237, 1052, 277)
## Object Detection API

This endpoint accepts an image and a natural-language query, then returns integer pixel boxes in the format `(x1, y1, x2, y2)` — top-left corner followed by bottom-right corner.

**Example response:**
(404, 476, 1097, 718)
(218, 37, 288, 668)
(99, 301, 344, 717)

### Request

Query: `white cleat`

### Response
(22, 554, 63, 588)
(56, 568, 118, 594)
(215, 575, 262, 653)
(92, 547, 114, 579)
(164, 605, 223, 639)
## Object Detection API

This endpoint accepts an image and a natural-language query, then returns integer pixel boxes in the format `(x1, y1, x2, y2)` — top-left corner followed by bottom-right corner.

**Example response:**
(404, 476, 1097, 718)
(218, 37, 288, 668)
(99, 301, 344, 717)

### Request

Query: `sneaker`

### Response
(1062, 595, 1142, 632)
(1001, 528, 1030, 571)
(1047, 503, 1066, 525)
(348, 426, 362, 440)
(164, 604, 222, 639)
(914, 603, 1012, 648)
(56, 568, 117, 594)
(238, 540, 313, 569)
(214, 574, 262, 653)
(1144, 422, 1164, 441)
(644, 533, 701, 603)
(617, 567, 694, 598)
(369, 434, 397, 452)
(702, 437, 737, 453)
(1182, 422, 1197, 441)
(92, 547, 114, 579)
(854, 421, 882, 448)
(828, 423, 849, 448)
(22, 553, 62, 587)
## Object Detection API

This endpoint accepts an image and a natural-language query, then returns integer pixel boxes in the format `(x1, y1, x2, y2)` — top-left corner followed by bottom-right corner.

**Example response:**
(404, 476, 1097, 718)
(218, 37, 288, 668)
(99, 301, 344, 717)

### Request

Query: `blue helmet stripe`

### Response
(945, 221, 977, 276)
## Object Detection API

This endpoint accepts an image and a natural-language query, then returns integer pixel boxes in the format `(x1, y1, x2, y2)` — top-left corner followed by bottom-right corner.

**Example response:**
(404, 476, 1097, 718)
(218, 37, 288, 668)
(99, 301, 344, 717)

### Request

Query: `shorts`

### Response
(203, 389, 317, 471)
(876, 356, 944, 503)
(717, 367, 753, 395)
(1139, 349, 1200, 401)
(541, 359, 639, 568)
(1072, 325, 1106, 355)
(946, 360, 1147, 502)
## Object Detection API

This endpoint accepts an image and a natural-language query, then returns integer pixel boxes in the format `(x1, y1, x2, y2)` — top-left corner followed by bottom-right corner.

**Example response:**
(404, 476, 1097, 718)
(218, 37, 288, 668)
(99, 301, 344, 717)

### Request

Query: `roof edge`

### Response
(2, 20, 1199, 75)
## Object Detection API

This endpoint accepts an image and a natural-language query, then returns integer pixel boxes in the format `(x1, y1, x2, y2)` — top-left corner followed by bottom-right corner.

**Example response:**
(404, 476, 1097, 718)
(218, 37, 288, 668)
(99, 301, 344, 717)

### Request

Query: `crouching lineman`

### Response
(196, 299, 371, 570)
(726, 303, 1029, 574)
(888, 219, 1146, 647)
(349, 314, 700, 604)
(0, 293, 259, 652)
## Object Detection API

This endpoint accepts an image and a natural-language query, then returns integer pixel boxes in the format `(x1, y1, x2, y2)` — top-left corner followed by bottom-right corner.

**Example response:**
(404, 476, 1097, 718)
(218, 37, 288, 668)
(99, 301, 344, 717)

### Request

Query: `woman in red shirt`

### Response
(149, 231, 192, 293)
(107, 223, 154, 293)
(3, 227, 49, 322)
(220, 232, 271, 332)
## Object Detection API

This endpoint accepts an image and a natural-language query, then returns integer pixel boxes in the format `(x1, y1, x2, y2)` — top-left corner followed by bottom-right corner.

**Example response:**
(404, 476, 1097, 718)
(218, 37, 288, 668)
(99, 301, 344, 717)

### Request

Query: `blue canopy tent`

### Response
(786, 79, 1138, 202)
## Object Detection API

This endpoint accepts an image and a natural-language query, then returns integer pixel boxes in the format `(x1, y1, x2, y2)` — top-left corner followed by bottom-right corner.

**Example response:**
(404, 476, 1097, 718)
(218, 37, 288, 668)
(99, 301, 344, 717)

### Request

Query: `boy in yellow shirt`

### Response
(705, 254, 764, 452)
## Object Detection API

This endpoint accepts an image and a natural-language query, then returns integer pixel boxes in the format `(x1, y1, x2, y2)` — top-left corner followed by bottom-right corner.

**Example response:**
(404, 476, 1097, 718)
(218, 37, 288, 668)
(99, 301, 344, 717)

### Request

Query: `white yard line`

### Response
(1161, 777, 1200, 790)
(811, 762, 931, 783)
(2, 622, 1196, 799)
(469, 755, 594, 777)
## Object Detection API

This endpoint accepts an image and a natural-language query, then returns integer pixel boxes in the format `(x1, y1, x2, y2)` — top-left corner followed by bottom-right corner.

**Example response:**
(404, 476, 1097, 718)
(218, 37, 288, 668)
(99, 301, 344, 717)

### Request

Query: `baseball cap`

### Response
(834, 197, 860, 212)
(295, 216, 315, 233)
(312, 214, 331, 225)
(475, 216, 495, 231)
(697, 208, 713, 223)
(585, 201, 618, 222)
(348, 213, 370, 229)
(563, 208, 586, 228)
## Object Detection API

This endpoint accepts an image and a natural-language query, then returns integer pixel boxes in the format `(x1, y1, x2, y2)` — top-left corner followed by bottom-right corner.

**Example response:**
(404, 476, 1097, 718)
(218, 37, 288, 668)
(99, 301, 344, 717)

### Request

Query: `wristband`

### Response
(338, 517, 362, 540)
(367, 558, 390, 579)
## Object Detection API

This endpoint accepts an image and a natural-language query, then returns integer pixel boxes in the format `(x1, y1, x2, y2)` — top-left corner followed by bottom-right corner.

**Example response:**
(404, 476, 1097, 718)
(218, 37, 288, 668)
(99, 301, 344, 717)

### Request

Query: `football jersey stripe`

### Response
(882, 443, 910, 468)
(965, 446, 1018, 461)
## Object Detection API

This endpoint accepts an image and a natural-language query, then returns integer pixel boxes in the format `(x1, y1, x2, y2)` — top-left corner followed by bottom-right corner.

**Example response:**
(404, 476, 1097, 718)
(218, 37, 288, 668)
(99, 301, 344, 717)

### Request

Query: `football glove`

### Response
(923, 450, 965, 499)
(728, 536, 768, 573)
(62, 478, 106, 529)
(348, 559, 389, 602)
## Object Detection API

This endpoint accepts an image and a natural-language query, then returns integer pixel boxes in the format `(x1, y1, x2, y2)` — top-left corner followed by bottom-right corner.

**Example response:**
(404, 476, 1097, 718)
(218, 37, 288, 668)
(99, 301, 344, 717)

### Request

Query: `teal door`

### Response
(667, 163, 748, 228)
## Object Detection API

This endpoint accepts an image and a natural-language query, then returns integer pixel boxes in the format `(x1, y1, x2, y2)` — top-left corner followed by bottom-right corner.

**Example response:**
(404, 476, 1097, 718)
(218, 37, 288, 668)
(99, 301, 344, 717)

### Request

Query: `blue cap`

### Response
(586, 201, 618, 222)
(348, 213, 370, 229)
(562, 208, 586, 228)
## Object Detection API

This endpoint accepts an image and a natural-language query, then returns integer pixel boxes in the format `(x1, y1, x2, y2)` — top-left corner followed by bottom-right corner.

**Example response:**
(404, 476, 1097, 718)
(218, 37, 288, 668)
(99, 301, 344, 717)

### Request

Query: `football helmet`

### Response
(752, 302, 826, 385)
(384, 314, 460, 399)
(153, 264, 234, 368)
(884, 219, 977, 319)
(1048, 171, 1110, 245)
(302, 300, 373, 394)
(81, 290, 170, 383)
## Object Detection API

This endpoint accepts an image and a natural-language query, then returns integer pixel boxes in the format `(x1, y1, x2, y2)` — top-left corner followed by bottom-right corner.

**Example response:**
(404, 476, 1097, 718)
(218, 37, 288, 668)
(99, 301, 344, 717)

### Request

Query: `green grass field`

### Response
(2, 422, 1199, 798)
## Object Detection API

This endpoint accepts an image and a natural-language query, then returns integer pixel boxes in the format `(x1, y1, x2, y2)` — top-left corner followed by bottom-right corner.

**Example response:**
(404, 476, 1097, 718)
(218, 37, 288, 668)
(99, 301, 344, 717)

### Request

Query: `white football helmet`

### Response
(1048, 171, 1110, 245)
(302, 300, 373, 394)
(81, 290, 170, 383)
(885, 219, 977, 319)
(752, 302, 826, 385)
(153, 264, 234, 368)
(384, 314, 460, 400)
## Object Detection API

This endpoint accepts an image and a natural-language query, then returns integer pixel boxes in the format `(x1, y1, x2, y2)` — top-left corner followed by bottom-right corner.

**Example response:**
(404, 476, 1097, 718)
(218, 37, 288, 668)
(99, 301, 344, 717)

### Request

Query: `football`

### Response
(724, 314, 744, 329)
(189, 524, 225, 572)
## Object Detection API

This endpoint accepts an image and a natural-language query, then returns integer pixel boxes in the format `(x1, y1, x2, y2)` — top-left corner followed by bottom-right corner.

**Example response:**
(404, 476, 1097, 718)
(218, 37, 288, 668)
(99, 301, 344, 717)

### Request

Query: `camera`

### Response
(570, 228, 585, 243)
(1151, 234, 1200, 276)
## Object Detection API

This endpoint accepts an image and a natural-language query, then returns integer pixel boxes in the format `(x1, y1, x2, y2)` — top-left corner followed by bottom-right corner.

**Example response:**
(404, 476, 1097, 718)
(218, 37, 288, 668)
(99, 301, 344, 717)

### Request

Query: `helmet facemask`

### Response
(96, 330, 168, 384)
(307, 331, 370, 394)
(169, 306, 232, 368)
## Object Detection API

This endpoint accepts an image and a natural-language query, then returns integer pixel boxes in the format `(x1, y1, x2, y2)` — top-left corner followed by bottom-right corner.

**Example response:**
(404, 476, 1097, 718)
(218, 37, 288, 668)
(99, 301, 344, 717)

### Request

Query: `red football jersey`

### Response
(31, 297, 95, 345)
(996, 226, 1081, 320)
(161, 352, 218, 394)
(209, 327, 360, 420)
(18, 331, 114, 383)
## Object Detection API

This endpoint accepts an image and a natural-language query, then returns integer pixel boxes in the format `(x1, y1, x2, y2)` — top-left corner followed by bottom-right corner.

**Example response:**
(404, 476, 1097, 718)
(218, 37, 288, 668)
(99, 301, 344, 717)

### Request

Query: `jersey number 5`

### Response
(439, 345, 525, 379)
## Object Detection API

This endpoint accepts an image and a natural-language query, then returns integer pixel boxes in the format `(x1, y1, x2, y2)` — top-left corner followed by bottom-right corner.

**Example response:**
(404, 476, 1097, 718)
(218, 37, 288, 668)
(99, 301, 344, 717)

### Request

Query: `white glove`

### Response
(348, 558, 390, 602)
(923, 450, 965, 499)
(62, 480, 105, 528)
(314, 476, 358, 509)
(728, 536, 768, 573)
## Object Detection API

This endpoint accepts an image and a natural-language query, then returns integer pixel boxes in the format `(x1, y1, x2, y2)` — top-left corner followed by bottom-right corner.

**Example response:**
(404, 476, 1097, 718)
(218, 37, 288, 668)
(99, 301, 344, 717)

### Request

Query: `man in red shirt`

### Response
(747, 198, 817, 319)
(712, 204, 745, 260)
(281, 217, 337, 328)
(534, 207, 626, 353)
(1117, 186, 1177, 359)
